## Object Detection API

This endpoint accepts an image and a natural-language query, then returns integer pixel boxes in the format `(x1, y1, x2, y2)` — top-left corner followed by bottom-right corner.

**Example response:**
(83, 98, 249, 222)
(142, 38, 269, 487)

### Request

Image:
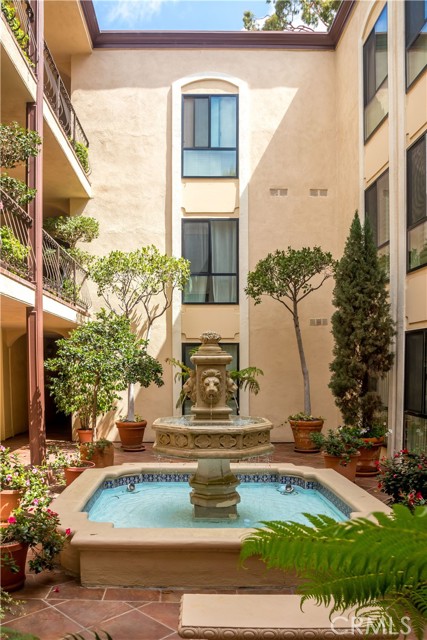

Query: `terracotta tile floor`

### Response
(1, 439, 387, 640)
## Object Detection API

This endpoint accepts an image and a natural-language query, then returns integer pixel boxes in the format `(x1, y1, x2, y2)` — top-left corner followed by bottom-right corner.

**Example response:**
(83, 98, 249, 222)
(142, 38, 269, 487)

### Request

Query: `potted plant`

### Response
(310, 427, 363, 481)
(43, 214, 99, 268)
(0, 446, 51, 521)
(45, 310, 151, 445)
(377, 450, 427, 509)
(356, 419, 387, 477)
(91, 247, 190, 449)
(0, 506, 70, 591)
(80, 437, 114, 468)
(329, 212, 395, 466)
(46, 445, 95, 487)
(245, 247, 335, 451)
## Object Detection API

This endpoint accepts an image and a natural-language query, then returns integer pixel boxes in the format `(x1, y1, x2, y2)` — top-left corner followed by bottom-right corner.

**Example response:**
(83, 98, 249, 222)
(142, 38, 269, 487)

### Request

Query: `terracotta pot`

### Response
(116, 420, 147, 451)
(323, 452, 361, 482)
(289, 419, 324, 453)
(0, 489, 21, 522)
(64, 460, 95, 486)
(356, 438, 384, 477)
(76, 429, 94, 444)
(0, 541, 28, 591)
(80, 443, 115, 468)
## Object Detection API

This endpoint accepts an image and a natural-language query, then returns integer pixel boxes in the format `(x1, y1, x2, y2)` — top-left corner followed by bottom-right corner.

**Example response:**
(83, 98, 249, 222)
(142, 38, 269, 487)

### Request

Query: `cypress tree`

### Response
(329, 212, 395, 431)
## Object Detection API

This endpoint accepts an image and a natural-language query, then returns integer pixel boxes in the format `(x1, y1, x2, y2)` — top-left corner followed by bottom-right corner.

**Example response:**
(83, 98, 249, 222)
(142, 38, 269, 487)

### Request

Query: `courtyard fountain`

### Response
(152, 331, 274, 519)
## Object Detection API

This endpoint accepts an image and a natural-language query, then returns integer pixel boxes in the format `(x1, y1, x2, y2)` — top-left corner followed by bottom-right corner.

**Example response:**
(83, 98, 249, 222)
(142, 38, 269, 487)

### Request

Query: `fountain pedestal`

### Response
(189, 459, 240, 519)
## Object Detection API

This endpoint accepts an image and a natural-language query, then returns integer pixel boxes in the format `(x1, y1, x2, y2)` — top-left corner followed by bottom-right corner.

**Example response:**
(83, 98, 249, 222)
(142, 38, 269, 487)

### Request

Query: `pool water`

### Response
(87, 482, 347, 528)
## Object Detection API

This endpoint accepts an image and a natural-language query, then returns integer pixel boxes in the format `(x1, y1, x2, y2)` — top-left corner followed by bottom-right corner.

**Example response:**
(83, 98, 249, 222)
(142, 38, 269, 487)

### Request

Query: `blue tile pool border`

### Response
(82, 473, 352, 518)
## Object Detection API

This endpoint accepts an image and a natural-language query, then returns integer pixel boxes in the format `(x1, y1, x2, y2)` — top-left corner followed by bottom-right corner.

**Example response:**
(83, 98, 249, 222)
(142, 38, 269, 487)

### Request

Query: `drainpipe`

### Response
(26, 0, 45, 465)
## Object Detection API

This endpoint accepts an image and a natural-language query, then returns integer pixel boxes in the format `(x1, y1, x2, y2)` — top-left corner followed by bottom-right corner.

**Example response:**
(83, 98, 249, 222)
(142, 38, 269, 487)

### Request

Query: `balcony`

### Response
(1, 190, 91, 310)
(1, 0, 90, 175)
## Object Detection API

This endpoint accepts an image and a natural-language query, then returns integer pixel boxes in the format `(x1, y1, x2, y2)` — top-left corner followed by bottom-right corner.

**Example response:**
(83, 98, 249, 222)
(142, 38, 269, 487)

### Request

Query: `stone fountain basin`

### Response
(52, 461, 390, 588)
(152, 415, 274, 460)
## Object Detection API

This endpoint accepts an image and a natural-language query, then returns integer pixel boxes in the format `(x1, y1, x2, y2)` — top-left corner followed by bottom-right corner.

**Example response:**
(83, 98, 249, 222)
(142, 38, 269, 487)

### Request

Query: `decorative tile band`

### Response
(83, 473, 351, 517)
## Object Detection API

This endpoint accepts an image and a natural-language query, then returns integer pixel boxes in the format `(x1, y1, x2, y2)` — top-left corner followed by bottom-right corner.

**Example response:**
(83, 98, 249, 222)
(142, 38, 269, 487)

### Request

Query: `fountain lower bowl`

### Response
(51, 461, 390, 588)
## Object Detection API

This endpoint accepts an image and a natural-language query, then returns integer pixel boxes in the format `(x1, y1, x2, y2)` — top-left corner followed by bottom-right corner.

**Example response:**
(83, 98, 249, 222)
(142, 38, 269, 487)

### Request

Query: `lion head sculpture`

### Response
(199, 368, 222, 405)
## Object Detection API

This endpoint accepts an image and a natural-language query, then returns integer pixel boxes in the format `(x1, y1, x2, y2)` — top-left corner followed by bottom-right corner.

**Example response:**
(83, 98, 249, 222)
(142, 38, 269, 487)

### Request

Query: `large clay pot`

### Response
(356, 438, 384, 477)
(76, 429, 93, 444)
(80, 443, 115, 468)
(116, 420, 147, 451)
(0, 541, 28, 591)
(0, 490, 21, 522)
(64, 460, 95, 486)
(289, 419, 324, 453)
(323, 452, 361, 482)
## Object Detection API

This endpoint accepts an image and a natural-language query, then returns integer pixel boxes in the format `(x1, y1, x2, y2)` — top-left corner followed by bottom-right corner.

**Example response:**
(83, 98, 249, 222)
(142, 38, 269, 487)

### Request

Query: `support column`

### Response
(26, 0, 45, 465)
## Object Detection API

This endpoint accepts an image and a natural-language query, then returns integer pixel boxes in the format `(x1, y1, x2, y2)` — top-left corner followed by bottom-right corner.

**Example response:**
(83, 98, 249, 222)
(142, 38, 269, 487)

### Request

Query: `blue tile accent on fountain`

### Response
(82, 472, 351, 518)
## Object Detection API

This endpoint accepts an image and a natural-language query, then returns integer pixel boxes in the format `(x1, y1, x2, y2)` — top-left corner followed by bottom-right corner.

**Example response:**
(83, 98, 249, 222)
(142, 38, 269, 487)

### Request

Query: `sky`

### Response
(92, 0, 272, 31)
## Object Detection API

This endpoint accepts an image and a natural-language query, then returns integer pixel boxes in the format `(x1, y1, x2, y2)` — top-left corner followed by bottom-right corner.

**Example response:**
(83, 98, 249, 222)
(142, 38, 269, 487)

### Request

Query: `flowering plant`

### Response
(377, 450, 427, 508)
(0, 505, 71, 573)
(0, 445, 51, 508)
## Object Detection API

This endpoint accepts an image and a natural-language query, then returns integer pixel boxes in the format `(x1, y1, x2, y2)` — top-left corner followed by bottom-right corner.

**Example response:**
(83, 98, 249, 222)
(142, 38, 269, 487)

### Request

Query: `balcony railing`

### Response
(44, 43, 90, 174)
(1, 0, 37, 69)
(1, 190, 91, 310)
(42, 230, 91, 310)
(0, 189, 35, 280)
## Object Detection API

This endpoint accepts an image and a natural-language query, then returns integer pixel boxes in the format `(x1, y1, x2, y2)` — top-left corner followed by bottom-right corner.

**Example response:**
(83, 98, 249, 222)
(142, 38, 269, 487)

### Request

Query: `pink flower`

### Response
(415, 492, 423, 500)
(65, 528, 71, 536)
(7, 516, 17, 524)
(33, 498, 39, 505)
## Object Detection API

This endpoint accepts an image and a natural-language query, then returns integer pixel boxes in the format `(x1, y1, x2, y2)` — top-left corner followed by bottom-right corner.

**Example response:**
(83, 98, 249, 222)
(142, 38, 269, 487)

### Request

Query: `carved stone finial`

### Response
(200, 331, 221, 345)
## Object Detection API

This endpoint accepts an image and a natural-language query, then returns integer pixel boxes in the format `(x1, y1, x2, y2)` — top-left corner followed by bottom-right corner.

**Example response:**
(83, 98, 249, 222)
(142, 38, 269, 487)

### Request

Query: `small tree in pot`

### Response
(245, 247, 335, 451)
(45, 310, 162, 445)
(329, 212, 395, 474)
(91, 247, 189, 449)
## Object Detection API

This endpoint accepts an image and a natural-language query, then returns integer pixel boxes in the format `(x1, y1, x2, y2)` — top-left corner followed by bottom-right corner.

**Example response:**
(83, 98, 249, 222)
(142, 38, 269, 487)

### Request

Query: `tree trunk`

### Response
(127, 382, 135, 422)
(293, 302, 311, 415)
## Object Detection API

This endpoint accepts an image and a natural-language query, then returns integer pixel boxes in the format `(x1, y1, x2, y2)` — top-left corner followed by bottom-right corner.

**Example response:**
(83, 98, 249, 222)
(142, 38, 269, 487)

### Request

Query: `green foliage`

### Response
(288, 412, 323, 421)
(229, 366, 264, 395)
(43, 215, 99, 249)
(91, 247, 190, 332)
(64, 632, 113, 640)
(0, 174, 36, 206)
(0, 122, 41, 169)
(377, 451, 427, 508)
(310, 427, 363, 464)
(329, 213, 395, 431)
(241, 505, 427, 639)
(0, 226, 30, 275)
(45, 310, 163, 432)
(1, 506, 70, 574)
(243, 0, 340, 32)
(0, 628, 39, 640)
(245, 246, 334, 415)
(1, 1, 34, 66)
(0, 593, 23, 623)
(0, 445, 52, 509)
(80, 438, 113, 461)
(70, 140, 90, 173)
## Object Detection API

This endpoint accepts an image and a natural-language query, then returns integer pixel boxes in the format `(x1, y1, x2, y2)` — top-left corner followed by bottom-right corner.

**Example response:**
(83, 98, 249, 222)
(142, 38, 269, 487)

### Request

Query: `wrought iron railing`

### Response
(0, 189, 35, 281)
(43, 43, 90, 174)
(42, 230, 91, 310)
(1, 0, 37, 69)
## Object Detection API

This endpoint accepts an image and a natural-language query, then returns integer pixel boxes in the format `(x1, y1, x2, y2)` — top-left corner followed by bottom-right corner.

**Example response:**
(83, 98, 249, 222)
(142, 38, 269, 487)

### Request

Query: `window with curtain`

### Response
(404, 330, 427, 452)
(365, 170, 390, 276)
(363, 5, 388, 141)
(182, 219, 238, 303)
(181, 343, 239, 414)
(182, 95, 238, 177)
(406, 0, 427, 88)
(407, 133, 427, 271)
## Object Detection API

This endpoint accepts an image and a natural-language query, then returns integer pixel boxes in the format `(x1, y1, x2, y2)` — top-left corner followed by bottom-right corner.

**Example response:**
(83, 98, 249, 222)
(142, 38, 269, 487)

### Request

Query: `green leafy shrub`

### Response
(0, 122, 41, 169)
(310, 427, 363, 465)
(0, 174, 36, 206)
(70, 140, 90, 173)
(377, 450, 427, 508)
(0, 0, 33, 66)
(0, 226, 30, 274)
